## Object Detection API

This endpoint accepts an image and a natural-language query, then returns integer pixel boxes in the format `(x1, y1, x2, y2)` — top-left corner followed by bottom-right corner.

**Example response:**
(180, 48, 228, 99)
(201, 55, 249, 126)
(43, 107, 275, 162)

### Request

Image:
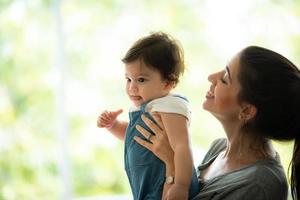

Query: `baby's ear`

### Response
(238, 103, 257, 121)
(164, 81, 176, 90)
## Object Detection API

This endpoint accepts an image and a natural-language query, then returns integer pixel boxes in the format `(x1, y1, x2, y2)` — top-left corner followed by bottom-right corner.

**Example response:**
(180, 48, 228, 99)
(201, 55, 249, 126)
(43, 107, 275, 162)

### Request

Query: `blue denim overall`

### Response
(124, 98, 200, 200)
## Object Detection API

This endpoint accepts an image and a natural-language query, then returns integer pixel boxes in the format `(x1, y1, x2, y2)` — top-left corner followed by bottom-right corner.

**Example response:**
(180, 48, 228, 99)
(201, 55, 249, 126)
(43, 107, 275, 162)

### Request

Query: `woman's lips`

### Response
(205, 91, 214, 99)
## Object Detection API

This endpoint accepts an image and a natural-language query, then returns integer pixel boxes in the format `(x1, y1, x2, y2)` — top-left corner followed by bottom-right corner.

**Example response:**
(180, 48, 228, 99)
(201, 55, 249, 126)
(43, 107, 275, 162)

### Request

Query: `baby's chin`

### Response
(132, 100, 145, 107)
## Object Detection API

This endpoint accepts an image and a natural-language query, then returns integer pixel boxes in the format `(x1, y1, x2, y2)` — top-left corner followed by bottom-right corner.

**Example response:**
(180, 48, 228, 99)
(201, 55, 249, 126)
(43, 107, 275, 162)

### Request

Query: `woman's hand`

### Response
(134, 113, 185, 200)
(134, 113, 174, 166)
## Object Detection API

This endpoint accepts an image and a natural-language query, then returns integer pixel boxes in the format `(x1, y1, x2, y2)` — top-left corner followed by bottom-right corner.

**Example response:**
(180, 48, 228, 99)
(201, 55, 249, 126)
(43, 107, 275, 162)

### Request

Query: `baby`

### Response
(97, 32, 199, 199)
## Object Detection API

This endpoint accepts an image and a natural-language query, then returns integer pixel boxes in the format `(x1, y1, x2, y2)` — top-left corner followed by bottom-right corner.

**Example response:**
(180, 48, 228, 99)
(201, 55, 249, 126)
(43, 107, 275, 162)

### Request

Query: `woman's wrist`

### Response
(165, 160, 175, 178)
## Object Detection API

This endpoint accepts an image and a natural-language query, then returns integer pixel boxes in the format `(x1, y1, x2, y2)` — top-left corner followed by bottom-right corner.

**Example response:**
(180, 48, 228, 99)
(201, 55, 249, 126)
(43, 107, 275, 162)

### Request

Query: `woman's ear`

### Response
(238, 103, 257, 121)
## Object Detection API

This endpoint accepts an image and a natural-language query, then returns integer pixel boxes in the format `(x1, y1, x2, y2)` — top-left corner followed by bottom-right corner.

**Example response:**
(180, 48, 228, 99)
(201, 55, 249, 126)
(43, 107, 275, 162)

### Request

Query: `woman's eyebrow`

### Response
(226, 66, 232, 83)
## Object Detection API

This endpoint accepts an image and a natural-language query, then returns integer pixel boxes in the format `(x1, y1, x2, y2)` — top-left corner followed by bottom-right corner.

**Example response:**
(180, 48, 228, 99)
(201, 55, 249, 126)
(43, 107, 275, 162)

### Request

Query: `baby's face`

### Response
(125, 60, 171, 106)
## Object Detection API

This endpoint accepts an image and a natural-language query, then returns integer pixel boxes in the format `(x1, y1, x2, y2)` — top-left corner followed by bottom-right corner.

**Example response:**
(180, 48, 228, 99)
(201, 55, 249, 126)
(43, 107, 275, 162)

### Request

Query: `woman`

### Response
(134, 46, 300, 200)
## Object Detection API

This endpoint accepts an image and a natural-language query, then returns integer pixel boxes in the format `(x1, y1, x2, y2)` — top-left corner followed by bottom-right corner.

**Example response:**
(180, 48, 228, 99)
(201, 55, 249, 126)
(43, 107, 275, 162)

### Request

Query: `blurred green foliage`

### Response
(0, 0, 299, 199)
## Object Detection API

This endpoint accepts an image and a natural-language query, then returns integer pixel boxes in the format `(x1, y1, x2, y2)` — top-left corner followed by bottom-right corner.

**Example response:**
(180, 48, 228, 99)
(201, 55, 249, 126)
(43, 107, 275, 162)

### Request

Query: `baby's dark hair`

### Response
(237, 46, 300, 200)
(122, 32, 185, 85)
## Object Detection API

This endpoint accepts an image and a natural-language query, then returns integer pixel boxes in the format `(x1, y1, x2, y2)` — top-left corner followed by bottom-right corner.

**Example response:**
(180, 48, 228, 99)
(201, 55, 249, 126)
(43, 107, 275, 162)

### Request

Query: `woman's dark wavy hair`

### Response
(237, 46, 300, 200)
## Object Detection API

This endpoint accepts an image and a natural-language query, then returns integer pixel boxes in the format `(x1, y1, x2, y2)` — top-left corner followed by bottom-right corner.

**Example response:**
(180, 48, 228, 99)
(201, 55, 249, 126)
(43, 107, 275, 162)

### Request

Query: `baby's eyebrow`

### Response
(138, 73, 150, 77)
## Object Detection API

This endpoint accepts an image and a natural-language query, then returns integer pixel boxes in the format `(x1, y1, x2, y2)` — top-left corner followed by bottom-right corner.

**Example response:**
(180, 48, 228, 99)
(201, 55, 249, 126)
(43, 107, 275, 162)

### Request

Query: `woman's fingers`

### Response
(134, 136, 153, 151)
(151, 112, 165, 131)
(141, 114, 163, 135)
(135, 115, 174, 164)
(136, 125, 154, 141)
(135, 124, 147, 137)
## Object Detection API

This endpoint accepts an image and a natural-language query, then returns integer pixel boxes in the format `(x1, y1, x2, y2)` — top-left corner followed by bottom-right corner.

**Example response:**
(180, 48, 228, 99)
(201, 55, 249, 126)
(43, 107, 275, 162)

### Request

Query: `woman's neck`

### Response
(222, 122, 274, 164)
(201, 132, 274, 181)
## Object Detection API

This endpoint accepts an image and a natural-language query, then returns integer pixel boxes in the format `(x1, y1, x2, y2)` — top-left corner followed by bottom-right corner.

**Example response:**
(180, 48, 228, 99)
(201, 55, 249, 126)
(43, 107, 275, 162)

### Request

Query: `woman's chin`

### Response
(202, 101, 211, 111)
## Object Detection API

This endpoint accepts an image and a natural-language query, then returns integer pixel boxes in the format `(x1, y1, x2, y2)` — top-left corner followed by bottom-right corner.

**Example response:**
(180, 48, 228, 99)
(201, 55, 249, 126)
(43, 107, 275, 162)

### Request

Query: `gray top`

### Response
(192, 138, 288, 200)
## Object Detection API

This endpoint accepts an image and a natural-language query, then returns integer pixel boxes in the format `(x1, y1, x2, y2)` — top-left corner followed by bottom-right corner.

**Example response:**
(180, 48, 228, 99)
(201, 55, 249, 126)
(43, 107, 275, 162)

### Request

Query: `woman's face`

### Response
(203, 54, 242, 121)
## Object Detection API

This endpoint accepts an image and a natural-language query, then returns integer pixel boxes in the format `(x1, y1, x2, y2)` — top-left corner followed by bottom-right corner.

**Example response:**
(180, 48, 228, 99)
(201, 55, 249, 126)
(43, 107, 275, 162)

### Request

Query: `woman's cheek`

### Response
(215, 92, 238, 111)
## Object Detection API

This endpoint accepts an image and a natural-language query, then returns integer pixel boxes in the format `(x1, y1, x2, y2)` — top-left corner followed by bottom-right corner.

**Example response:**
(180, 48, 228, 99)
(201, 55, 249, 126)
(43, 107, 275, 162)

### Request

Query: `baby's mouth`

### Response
(130, 95, 142, 101)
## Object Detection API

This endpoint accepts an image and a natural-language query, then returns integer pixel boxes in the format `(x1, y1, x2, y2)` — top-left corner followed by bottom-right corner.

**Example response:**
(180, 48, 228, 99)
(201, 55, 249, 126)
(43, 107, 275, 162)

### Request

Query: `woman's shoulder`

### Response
(194, 156, 288, 200)
(248, 157, 288, 188)
(231, 159, 288, 199)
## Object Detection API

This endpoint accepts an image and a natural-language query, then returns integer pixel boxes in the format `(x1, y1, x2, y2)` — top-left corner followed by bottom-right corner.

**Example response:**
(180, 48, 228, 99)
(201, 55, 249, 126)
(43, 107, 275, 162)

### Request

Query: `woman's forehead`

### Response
(227, 55, 241, 82)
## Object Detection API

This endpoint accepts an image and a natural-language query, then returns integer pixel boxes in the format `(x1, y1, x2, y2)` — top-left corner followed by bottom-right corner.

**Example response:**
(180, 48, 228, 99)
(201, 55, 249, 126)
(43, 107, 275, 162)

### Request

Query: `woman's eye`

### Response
(220, 78, 227, 84)
(220, 75, 227, 84)
(220, 71, 228, 84)
(126, 77, 131, 82)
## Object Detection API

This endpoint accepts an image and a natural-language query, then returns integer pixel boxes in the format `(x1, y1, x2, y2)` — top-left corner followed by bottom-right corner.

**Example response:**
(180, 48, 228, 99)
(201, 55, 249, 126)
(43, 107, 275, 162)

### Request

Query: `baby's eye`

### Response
(138, 78, 146, 83)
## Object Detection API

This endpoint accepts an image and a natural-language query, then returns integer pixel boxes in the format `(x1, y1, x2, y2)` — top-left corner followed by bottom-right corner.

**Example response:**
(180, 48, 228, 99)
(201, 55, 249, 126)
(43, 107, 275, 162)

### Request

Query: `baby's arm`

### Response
(159, 112, 193, 200)
(97, 109, 128, 140)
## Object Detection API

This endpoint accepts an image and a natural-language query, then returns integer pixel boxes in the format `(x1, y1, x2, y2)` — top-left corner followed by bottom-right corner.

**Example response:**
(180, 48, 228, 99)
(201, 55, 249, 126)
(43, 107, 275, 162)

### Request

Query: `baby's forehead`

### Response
(125, 61, 160, 75)
(125, 65, 162, 78)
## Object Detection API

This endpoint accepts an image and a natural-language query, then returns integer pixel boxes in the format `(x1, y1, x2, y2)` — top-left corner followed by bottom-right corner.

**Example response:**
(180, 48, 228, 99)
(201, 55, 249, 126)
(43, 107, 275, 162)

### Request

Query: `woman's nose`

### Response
(208, 73, 216, 83)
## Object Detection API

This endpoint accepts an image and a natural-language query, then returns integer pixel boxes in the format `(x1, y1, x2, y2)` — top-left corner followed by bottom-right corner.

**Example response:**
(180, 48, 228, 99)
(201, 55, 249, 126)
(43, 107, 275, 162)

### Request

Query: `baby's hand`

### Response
(97, 109, 123, 129)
